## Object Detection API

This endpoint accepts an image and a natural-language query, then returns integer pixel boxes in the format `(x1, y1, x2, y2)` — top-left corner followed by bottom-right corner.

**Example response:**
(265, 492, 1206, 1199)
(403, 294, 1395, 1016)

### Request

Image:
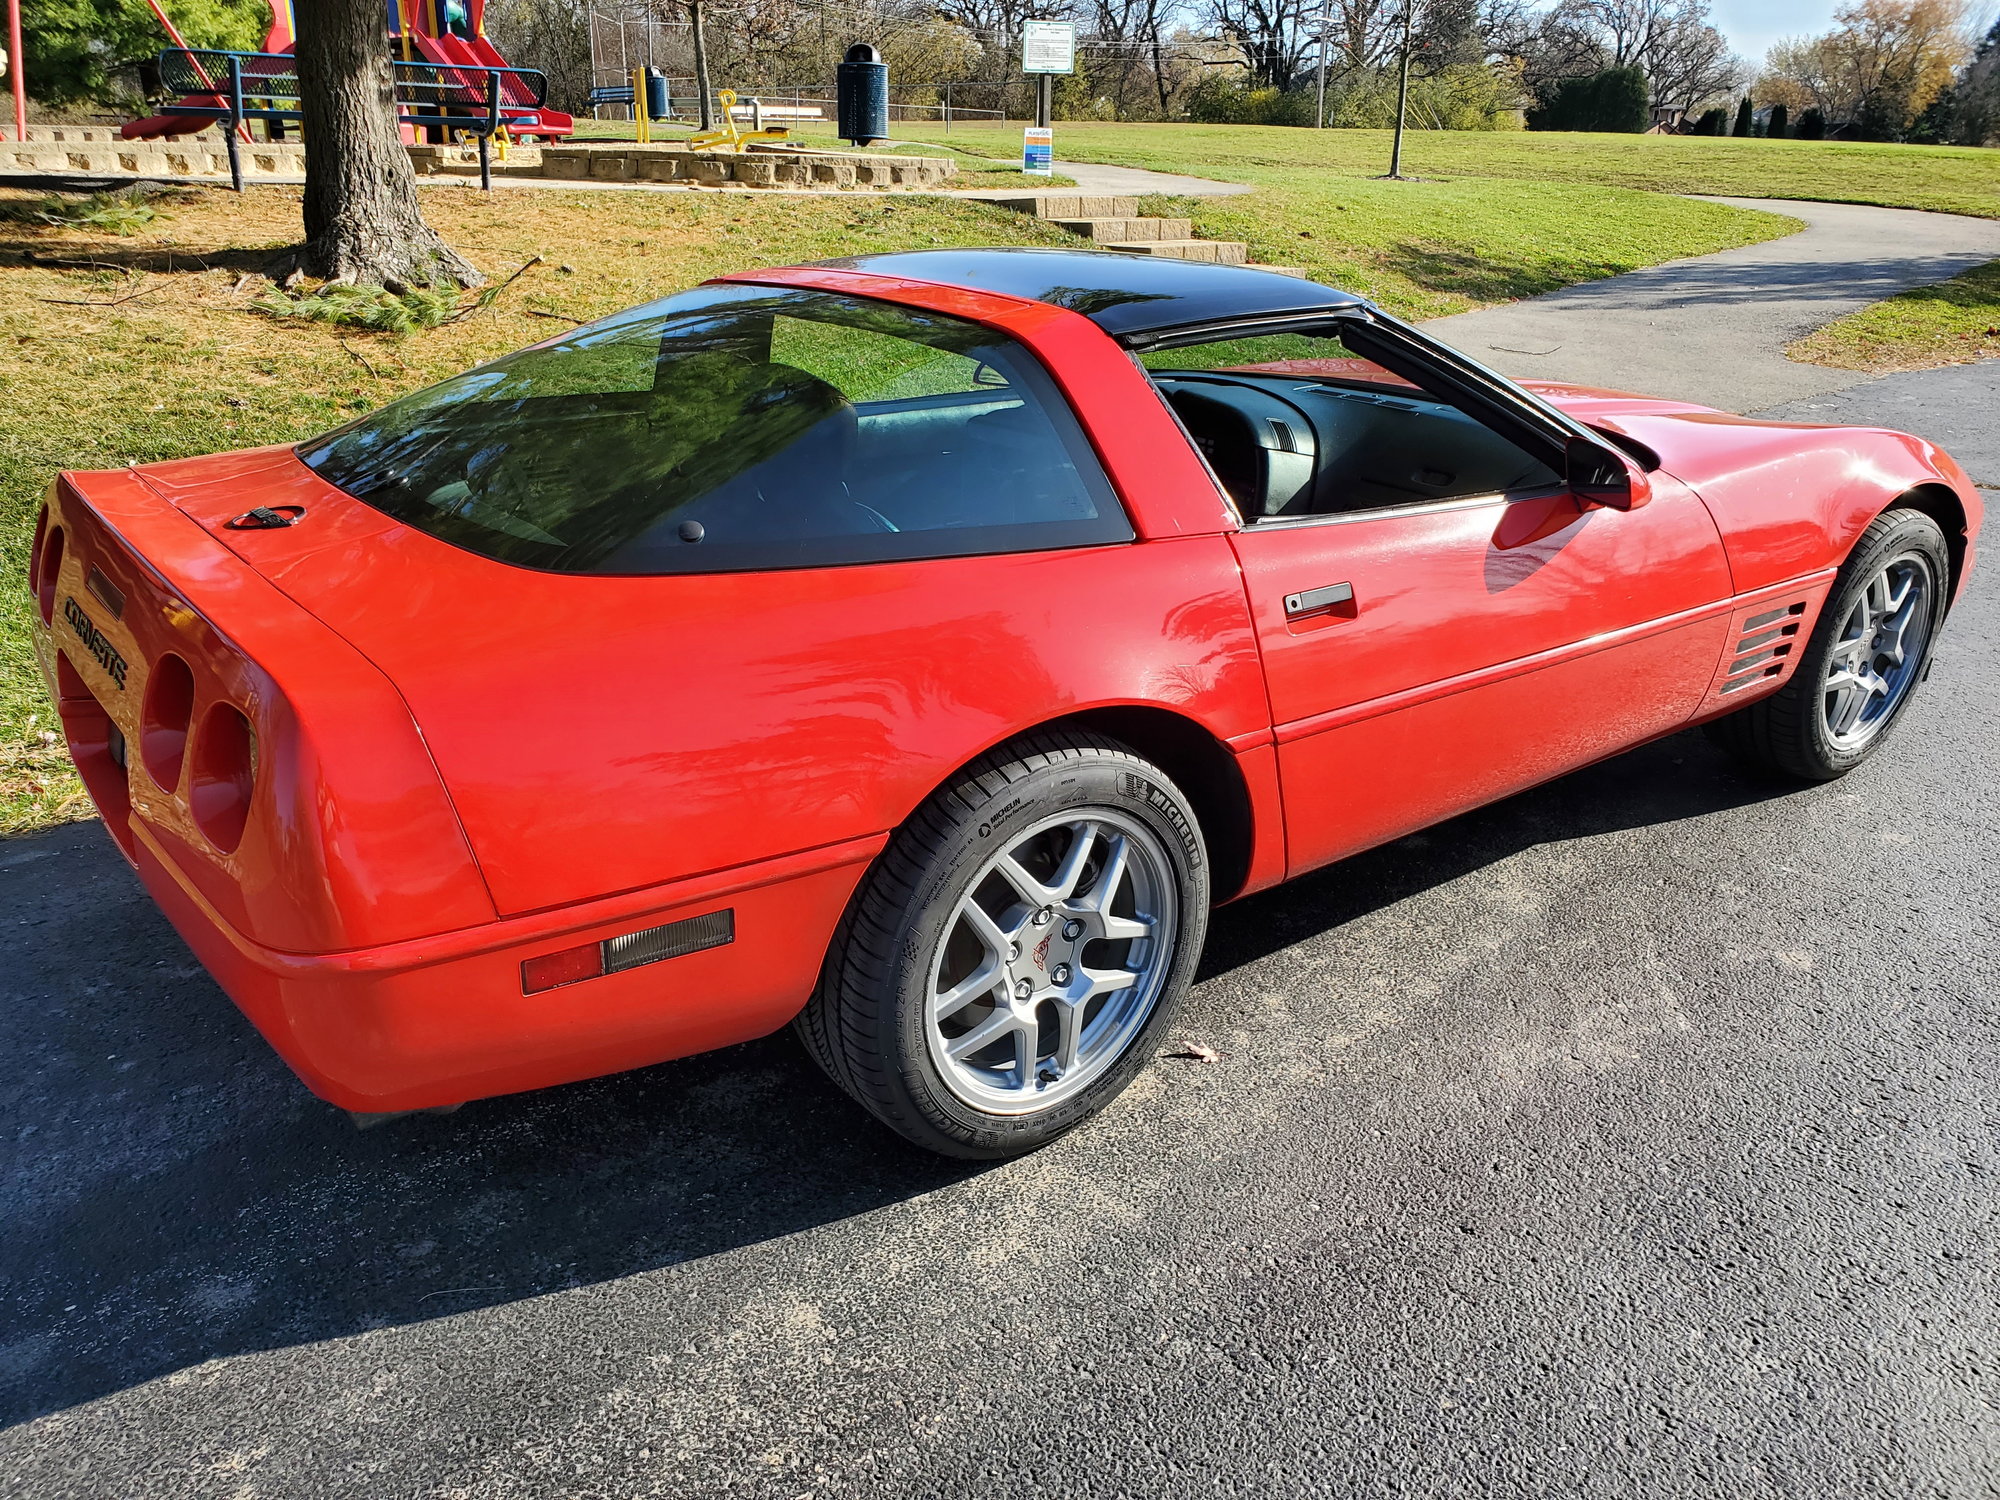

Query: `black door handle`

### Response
(1283, 582, 1354, 618)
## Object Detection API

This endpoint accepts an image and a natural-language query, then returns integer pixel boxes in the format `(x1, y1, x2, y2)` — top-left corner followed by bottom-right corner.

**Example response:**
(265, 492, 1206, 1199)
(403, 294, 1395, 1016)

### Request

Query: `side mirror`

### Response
(1566, 436, 1652, 511)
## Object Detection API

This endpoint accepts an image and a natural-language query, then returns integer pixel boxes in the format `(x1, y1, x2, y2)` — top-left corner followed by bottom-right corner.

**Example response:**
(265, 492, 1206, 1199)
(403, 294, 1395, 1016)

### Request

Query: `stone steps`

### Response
(1102, 238, 1251, 265)
(986, 194, 1143, 220)
(1048, 216, 1194, 243)
(985, 189, 1269, 268)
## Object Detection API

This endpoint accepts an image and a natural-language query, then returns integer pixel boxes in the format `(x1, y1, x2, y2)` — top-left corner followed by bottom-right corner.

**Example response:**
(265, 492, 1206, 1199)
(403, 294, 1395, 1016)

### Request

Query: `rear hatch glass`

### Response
(299, 284, 1131, 574)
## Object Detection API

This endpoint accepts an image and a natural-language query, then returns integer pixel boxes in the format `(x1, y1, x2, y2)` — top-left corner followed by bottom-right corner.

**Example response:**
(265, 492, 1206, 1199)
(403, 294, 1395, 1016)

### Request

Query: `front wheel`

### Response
(798, 730, 1209, 1159)
(1707, 506, 1950, 781)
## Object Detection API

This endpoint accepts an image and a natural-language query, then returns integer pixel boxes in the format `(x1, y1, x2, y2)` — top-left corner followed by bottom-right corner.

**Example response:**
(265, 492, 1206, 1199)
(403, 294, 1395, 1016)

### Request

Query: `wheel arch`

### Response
(1036, 704, 1259, 905)
(1884, 482, 1968, 606)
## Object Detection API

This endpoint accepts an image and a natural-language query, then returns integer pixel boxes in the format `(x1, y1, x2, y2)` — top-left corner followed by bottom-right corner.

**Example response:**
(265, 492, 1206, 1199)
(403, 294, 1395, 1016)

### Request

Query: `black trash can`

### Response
(644, 67, 670, 122)
(836, 43, 888, 146)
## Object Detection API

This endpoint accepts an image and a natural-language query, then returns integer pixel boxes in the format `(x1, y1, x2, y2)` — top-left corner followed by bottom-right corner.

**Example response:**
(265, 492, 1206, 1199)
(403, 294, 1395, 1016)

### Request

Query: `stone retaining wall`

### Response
(1, 129, 949, 191)
(4, 135, 304, 180)
(537, 143, 956, 189)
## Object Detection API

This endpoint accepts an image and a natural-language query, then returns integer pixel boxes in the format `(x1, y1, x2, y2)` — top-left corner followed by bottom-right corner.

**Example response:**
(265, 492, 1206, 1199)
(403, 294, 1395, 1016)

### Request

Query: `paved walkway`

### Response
(1421, 197, 2000, 412)
(1037, 159, 1253, 197)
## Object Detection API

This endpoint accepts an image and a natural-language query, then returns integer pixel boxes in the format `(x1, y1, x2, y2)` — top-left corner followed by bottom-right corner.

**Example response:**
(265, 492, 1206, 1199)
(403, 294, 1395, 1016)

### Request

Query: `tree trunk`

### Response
(281, 0, 482, 291)
(690, 0, 715, 130)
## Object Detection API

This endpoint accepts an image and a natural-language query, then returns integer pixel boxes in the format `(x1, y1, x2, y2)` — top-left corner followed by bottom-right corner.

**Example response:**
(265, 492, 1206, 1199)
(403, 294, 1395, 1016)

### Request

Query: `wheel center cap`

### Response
(1029, 930, 1055, 972)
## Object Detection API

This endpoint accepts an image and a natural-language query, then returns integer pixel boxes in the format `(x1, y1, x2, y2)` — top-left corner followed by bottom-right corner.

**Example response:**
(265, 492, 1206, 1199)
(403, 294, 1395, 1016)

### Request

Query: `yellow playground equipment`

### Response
(688, 90, 791, 152)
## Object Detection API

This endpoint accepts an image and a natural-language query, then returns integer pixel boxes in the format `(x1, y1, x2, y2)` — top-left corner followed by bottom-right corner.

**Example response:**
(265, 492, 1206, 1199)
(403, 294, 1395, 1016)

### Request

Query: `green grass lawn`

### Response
(896, 122, 2000, 220)
(1789, 257, 2000, 372)
(1132, 179, 1793, 317)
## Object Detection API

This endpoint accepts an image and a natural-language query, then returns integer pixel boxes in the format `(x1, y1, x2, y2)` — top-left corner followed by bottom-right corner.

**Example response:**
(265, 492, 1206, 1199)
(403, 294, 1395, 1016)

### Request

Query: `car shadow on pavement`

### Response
(0, 726, 1797, 1429)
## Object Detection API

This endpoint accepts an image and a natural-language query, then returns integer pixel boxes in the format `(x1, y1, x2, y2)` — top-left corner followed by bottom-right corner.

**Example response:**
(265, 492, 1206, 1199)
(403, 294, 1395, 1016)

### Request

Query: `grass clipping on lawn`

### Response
(0, 174, 1788, 835)
(1789, 257, 2000, 373)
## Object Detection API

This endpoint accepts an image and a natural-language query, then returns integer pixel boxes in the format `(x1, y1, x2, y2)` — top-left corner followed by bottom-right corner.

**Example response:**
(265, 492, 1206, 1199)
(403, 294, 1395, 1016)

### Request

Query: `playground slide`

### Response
(123, 97, 227, 140)
(410, 31, 573, 138)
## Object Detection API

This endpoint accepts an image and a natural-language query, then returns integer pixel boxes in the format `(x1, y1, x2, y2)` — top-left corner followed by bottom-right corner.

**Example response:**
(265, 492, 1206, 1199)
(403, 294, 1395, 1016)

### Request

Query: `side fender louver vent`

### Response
(1720, 600, 1807, 694)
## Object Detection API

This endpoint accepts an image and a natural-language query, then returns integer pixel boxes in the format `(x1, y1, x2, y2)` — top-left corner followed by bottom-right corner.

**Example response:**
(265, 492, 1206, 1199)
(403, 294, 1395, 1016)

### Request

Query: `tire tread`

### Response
(796, 728, 1204, 1157)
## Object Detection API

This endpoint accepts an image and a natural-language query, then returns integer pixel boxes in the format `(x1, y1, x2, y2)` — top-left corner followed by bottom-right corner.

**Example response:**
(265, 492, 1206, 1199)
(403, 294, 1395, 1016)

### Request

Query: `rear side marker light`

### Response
(522, 910, 735, 994)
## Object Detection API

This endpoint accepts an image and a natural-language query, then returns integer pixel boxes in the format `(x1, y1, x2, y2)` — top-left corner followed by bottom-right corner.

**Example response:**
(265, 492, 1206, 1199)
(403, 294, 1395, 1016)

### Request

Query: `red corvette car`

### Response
(30, 250, 1980, 1156)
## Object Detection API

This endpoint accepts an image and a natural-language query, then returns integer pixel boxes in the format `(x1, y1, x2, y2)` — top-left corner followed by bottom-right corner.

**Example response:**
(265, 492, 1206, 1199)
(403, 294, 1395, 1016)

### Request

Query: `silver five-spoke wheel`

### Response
(1820, 552, 1934, 748)
(926, 811, 1177, 1115)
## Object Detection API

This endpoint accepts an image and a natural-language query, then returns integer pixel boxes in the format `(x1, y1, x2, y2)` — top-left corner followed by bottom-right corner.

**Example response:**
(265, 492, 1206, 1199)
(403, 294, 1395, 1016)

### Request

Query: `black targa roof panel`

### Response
(816, 248, 1369, 340)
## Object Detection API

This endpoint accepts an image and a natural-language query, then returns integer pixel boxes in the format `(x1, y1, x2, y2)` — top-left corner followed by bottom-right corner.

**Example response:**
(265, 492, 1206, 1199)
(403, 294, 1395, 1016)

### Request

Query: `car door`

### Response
(1138, 316, 1736, 879)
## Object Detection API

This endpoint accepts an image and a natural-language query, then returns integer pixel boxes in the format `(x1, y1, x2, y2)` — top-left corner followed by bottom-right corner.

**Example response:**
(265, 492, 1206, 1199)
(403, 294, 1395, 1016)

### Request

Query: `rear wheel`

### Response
(798, 730, 1208, 1159)
(1707, 507, 1949, 781)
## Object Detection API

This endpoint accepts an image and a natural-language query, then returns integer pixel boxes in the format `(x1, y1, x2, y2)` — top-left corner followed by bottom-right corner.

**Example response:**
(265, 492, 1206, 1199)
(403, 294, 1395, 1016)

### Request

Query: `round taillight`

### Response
(190, 703, 256, 853)
(141, 654, 197, 791)
(36, 525, 64, 625)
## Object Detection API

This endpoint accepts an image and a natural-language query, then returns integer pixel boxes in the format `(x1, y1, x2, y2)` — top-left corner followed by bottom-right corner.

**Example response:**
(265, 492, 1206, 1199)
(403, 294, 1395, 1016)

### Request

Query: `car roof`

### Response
(814, 248, 1369, 340)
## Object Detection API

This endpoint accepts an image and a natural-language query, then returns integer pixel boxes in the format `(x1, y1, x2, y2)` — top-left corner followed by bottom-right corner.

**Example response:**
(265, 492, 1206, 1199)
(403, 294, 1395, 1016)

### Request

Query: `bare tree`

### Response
(1501, 0, 1738, 114)
(282, 0, 480, 291)
(486, 0, 594, 113)
(1639, 2, 1740, 112)
(1206, 0, 1322, 88)
(1088, 0, 1194, 115)
(1486, 0, 1608, 95)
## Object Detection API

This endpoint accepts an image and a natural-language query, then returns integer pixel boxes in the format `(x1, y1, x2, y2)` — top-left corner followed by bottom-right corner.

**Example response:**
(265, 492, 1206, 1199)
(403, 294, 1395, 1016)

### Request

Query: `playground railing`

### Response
(156, 48, 552, 191)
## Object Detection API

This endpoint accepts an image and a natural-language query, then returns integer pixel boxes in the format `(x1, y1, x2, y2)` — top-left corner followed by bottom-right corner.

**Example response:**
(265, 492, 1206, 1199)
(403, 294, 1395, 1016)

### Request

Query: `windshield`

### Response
(300, 284, 1129, 574)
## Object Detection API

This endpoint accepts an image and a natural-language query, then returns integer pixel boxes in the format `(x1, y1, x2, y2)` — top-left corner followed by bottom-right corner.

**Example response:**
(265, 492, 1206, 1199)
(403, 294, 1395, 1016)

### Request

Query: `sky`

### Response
(1707, 0, 1837, 64)
(1709, 0, 2000, 66)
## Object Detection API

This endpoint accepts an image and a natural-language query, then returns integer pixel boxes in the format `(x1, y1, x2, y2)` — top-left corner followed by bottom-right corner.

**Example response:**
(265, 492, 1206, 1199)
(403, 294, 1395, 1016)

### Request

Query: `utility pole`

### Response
(689, 0, 714, 128)
(1387, 0, 1414, 179)
(1314, 0, 1330, 127)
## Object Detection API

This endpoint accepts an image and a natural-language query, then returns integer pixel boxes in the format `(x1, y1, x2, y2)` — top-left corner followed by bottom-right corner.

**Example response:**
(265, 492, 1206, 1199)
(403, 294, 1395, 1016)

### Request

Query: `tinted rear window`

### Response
(300, 284, 1130, 574)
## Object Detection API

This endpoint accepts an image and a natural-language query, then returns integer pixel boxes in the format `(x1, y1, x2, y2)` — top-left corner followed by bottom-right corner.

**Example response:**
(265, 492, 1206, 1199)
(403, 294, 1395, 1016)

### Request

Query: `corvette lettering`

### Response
(62, 595, 129, 689)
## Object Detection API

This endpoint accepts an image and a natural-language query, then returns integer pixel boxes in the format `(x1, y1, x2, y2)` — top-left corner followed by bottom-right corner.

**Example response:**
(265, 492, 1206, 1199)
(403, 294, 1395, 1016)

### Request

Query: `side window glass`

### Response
(1144, 327, 1561, 521)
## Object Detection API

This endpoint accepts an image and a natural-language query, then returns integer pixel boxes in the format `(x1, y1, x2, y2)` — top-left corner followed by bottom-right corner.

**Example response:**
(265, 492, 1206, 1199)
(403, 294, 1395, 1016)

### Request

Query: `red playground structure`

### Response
(123, 0, 573, 142)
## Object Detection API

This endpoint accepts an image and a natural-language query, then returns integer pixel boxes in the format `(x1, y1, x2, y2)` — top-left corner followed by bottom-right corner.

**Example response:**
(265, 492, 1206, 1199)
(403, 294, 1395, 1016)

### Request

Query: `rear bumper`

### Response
(129, 816, 881, 1112)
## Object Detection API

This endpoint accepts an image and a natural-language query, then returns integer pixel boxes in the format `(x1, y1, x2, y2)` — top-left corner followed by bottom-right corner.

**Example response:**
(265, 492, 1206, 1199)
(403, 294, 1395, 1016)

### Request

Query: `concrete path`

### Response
(1422, 198, 2000, 412)
(1041, 159, 1253, 197)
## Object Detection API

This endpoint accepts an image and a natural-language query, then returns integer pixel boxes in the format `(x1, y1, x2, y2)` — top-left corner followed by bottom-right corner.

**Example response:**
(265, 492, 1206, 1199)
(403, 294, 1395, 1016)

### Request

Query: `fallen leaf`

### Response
(1168, 1042, 1222, 1064)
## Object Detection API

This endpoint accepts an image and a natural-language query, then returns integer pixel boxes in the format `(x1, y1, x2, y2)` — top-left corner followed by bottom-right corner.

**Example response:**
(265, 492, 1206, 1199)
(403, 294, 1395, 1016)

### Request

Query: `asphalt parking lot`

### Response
(4, 271, 1997, 1496)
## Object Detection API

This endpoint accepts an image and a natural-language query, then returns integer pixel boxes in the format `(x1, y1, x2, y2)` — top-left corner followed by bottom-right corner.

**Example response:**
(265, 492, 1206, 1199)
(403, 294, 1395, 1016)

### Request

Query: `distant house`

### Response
(1647, 104, 1688, 133)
